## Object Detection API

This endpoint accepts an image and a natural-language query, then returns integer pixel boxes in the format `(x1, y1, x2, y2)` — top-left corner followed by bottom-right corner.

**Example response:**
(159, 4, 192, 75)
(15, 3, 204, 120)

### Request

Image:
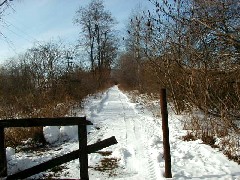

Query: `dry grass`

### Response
(1, 73, 106, 147)
(94, 157, 120, 177)
(182, 132, 197, 141)
(220, 137, 240, 164)
(91, 151, 120, 177)
(201, 134, 217, 147)
(96, 151, 113, 156)
(183, 115, 240, 163)
(3, 100, 75, 147)
(5, 127, 45, 148)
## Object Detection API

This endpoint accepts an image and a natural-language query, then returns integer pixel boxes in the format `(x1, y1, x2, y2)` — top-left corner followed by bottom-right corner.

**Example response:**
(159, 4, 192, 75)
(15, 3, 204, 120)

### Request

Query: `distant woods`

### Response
(0, 42, 99, 119)
(0, 0, 119, 120)
(117, 0, 240, 116)
(116, 0, 239, 162)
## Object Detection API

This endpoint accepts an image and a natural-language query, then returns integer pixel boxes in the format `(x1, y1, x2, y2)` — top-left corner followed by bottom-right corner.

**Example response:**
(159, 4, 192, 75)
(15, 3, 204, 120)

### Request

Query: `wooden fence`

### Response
(0, 117, 118, 180)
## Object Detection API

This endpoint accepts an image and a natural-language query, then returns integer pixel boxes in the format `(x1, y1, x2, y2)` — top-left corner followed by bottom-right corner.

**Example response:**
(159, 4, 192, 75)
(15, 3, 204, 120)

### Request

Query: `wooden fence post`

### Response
(78, 123, 89, 180)
(0, 127, 7, 177)
(160, 89, 172, 178)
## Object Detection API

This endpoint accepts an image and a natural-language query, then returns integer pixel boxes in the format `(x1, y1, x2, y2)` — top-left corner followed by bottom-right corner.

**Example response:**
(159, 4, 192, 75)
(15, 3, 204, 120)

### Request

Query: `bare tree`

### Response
(74, 0, 118, 87)
(0, 0, 15, 40)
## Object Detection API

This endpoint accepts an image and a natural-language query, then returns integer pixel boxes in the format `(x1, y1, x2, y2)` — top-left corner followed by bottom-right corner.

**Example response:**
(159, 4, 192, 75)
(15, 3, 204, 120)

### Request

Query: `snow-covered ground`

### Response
(5, 86, 240, 179)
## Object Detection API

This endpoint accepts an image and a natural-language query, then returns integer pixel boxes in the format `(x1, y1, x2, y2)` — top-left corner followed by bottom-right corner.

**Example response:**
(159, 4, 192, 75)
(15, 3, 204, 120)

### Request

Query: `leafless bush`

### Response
(220, 135, 240, 164)
(182, 132, 197, 141)
(0, 40, 110, 147)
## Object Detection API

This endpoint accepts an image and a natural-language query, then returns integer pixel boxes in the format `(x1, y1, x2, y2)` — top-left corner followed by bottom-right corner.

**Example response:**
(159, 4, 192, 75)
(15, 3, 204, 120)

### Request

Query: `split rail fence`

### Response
(0, 117, 118, 180)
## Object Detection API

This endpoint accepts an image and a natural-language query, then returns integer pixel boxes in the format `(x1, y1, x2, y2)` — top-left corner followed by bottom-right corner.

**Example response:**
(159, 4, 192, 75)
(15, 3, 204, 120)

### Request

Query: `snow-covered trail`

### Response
(6, 85, 240, 179)
(86, 86, 163, 179)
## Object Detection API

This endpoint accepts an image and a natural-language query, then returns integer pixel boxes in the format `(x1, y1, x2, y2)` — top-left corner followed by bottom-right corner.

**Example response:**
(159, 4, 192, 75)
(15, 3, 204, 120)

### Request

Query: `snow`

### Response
(5, 85, 240, 179)
(6, 147, 15, 161)
(60, 125, 78, 141)
(43, 125, 78, 144)
(43, 126, 60, 144)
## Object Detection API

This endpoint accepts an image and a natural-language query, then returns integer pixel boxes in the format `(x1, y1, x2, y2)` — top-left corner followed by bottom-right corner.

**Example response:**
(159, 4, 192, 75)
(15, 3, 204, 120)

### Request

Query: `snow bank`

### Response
(43, 126, 60, 144)
(6, 147, 15, 161)
(43, 125, 78, 144)
(112, 147, 132, 167)
(60, 126, 78, 141)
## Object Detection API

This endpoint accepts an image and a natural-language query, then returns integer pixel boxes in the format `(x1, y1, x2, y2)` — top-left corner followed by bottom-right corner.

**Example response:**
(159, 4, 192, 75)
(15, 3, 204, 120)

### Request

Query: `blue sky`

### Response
(0, 0, 153, 63)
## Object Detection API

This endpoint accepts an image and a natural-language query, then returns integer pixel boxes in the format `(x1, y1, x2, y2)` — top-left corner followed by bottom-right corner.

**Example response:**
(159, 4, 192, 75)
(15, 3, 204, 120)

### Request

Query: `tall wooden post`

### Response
(0, 127, 7, 177)
(160, 89, 172, 178)
(78, 123, 89, 180)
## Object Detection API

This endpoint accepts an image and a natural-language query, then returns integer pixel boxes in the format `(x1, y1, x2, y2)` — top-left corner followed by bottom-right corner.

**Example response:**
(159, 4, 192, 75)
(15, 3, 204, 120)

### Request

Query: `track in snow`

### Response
(86, 86, 163, 179)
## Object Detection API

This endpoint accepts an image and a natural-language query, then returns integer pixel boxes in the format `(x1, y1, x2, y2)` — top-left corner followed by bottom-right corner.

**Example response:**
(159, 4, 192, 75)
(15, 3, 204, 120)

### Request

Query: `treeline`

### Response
(116, 0, 239, 162)
(0, 41, 114, 146)
(0, 0, 118, 146)
(118, 0, 240, 121)
(0, 42, 103, 119)
(0, 0, 119, 120)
